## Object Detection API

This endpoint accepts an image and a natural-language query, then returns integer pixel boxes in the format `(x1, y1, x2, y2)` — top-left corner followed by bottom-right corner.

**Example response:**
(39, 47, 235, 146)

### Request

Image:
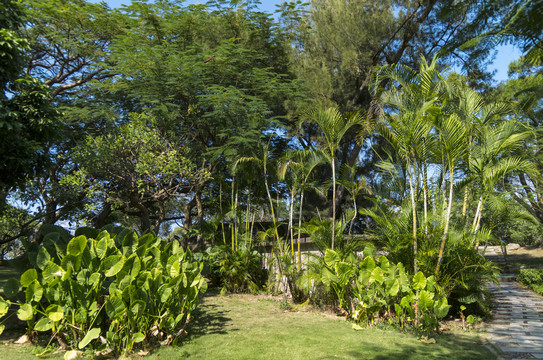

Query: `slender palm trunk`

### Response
(462, 186, 469, 219)
(407, 159, 418, 273)
(220, 182, 226, 245)
(472, 196, 483, 234)
(423, 160, 428, 234)
(297, 190, 305, 271)
(246, 191, 251, 242)
(440, 159, 447, 228)
(348, 197, 357, 241)
(471, 195, 484, 248)
(436, 166, 454, 277)
(264, 175, 282, 255)
(462, 137, 472, 220)
(331, 157, 336, 250)
(288, 188, 295, 258)
(231, 176, 236, 251)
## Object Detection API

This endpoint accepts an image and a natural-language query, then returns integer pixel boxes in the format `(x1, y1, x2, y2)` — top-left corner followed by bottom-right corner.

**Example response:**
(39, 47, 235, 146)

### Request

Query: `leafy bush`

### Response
(517, 269, 543, 295)
(203, 242, 266, 295)
(321, 249, 450, 334)
(0, 227, 207, 356)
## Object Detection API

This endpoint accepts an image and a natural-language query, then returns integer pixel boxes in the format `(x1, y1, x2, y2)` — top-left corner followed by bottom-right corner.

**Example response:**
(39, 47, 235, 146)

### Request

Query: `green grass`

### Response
(505, 249, 543, 274)
(143, 292, 495, 360)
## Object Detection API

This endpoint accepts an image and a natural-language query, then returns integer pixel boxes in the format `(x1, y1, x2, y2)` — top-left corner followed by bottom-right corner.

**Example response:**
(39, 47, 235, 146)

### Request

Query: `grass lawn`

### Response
(1, 265, 496, 360)
(146, 292, 495, 360)
(505, 246, 543, 273)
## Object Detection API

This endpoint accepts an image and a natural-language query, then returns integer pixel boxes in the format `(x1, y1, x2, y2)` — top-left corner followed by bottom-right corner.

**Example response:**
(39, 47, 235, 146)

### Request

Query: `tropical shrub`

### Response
(0, 227, 207, 356)
(204, 241, 266, 295)
(321, 249, 451, 334)
(361, 200, 498, 317)
(517, 269, 543, 295)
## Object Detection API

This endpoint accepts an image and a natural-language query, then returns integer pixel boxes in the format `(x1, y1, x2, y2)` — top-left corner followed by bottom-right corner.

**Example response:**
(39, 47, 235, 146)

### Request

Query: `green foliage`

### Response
(203, 241, 266, 294)
(0, 228, 207, 355)
(517, 269, 543, 295)
(321, 249, 451, 334)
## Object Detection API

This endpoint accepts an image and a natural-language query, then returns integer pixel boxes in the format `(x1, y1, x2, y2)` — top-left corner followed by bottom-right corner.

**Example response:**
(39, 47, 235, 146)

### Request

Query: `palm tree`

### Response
(302, 107, 363, 250)
(234, 141, 282, 251)
(467, 120, 535, 245)
(375, 56, 444, 273)
(433, 112, 468, 277)
(279, 149, 327, 269)
(337, 162, 371, 239)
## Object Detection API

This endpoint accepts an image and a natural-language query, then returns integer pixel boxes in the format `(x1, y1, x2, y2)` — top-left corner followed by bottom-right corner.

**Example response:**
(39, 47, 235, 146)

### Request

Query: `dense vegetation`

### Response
(0, 0, 542, 356)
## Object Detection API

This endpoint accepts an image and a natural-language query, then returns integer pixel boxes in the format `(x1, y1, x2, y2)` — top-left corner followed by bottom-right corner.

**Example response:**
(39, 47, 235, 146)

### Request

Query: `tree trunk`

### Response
(93, 202, 112, 229)
(407, 160, 418, 273)
(195, 189, 204, 247)
(435, 168, 454, 277)
(297, 190, 305, 271)
(422, 159, 428, 234)
(331, 157, 336, 250)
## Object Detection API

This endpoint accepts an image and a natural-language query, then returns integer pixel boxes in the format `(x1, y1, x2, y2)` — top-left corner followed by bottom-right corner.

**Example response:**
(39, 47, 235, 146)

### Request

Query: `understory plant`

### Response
(517, 269, 543, 295)
(0, 226, 207, 356)
(321, 249, 451, 334)
(203, 239, 266, 295)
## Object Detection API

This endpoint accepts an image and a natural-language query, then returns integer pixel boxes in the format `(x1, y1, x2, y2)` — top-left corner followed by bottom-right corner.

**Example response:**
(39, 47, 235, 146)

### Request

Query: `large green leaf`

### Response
(17, 303, 34, 321)
(418, 290, 434, 312)
(88, 272, 102, 289)
(36, 247, 51, 270)
(67, 235, 88, 257)
(386, 279, 400, 297)
(103, 255, 126, 277)
(130, 300, 146, 317)
(133, 332, 145, 343)
(359, 256, 376, 271)
(78, 328, 100, 349)
(106, 296, 125, 319)
(35, 317, 53, 332)
(96, 237, 108, 260)
(324, 249, 340, 267)
(412, 271, 426, 290)
(0, 297, 10, 316)
(46, 304, 64, 322)
(42, 261, 64, 284)
(25, 280, 43, 303)
(378, 256, 390, 271)
(433, 297, 451, 319)
(158, 284, 172, 303)
(61, 254, 82, 272)
(320, 267, 338, 287)
(370, 267, 384, 284)
(363, 245, 376, 259)
(20, 269, 38, 288)
(3, 278, 19, 298)
(426, 275, 435, 292)
(335, 262, 354, 284)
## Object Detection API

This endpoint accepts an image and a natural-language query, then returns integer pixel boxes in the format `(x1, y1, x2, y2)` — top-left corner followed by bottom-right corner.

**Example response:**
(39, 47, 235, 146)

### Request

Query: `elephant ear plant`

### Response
(321, 249, 451, 334)
(0, 227, 207, 356)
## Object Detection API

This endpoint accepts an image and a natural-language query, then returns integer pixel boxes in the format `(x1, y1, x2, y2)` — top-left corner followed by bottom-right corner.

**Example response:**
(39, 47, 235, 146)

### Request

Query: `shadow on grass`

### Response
(320, 333, 494, 360)
(184, 293, 236, 341)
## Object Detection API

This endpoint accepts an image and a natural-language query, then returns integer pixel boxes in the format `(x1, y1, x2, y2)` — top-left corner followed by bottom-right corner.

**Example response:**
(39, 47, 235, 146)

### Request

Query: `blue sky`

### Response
(92, 0, 521, 82)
